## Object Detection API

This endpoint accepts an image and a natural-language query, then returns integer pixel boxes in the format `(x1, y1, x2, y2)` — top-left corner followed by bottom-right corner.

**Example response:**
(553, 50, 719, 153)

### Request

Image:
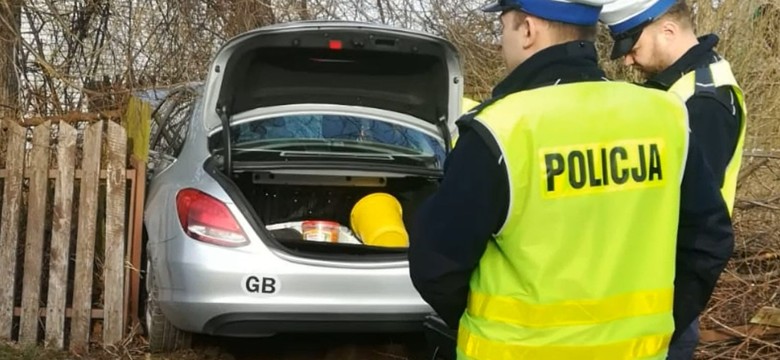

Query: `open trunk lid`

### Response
(202, 21, 463, 138)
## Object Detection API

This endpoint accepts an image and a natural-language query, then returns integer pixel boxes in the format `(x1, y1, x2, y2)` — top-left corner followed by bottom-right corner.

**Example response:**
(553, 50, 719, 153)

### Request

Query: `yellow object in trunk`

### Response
(350, 193, 409, 247)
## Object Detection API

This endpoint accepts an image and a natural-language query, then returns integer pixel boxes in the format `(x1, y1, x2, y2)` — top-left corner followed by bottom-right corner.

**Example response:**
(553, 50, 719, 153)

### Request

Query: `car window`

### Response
(231, 114, 446, 167)
(149, 87, 199, 158)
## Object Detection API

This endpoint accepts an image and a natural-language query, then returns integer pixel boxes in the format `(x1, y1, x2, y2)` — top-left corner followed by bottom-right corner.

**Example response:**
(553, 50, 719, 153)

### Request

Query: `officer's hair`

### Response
(546, 21, 598, 42)
(511, 11, 597, 42)
(659, 1, 694, 29)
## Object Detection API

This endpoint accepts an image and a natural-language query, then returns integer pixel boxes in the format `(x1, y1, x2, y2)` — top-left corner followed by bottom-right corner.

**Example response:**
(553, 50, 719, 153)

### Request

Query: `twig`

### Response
(743, 151, 780, 159)
(732, 252, 780, 265)
(736, 199, 780, 211)
(737, 193, 780, 207)
(370, 350, 410, 360)
(738, 158, 769, 182)
(722, 270, 780, 283)
(707, 316, 780, 349)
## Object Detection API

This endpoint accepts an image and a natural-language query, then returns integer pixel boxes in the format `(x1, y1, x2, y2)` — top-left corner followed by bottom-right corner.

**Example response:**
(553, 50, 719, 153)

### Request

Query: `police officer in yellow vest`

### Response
(600, 1, 746, 358)
(600, 0, 746, 216)
(407, 0, 735, 359)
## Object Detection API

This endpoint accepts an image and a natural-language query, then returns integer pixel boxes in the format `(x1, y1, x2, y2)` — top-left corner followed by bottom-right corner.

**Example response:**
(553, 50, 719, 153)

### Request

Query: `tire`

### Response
(145, 261, 192, 353)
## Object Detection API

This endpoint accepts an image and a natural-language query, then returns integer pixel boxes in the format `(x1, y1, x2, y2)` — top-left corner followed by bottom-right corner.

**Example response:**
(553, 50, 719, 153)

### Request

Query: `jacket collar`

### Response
(492, 40, 606, 99)
(645, 34, 722, 90)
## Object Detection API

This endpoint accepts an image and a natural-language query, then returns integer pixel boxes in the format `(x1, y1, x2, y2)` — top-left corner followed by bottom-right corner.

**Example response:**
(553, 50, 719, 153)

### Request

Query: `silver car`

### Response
(142, 21, 464, 352)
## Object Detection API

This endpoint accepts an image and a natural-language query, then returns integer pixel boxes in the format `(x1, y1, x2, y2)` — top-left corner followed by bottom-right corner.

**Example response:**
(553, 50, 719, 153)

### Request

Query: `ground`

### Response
(0, 332, 429, 360)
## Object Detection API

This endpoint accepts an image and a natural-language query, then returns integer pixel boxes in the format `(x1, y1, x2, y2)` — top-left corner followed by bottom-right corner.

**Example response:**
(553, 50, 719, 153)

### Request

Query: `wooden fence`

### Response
(0, 119, 144, 353)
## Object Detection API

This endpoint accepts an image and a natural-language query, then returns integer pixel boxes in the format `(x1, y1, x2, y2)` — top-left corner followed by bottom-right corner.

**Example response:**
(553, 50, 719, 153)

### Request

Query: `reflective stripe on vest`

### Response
(466, 288, 673, 327)
(457, 81, 689, 360)
(668, 59, 747, 215)
(458, 328, 670, 360)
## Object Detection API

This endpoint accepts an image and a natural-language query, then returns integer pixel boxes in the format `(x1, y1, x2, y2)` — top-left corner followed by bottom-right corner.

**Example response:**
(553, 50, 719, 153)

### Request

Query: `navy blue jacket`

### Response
(407, 40, 734, 343)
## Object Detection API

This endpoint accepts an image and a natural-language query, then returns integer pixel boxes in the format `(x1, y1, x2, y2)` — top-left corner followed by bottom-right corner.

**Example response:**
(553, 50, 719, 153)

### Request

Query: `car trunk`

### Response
(231, 169, 439, 256)
(205, 21, 462, 130)
(204, 22, 463, 170)
(201, 22, 459, 257)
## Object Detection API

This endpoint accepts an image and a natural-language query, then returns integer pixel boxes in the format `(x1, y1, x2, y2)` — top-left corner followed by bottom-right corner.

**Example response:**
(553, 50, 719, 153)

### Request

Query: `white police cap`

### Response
(600, 0, 677, 59)
(482, 0, 619, 26)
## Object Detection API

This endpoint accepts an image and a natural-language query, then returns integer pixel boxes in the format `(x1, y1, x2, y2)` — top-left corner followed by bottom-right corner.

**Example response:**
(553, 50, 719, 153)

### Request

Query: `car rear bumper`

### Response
(202, 311, 427, 337)
(159, 282, 432, 336)
(154, 240, 433, 335)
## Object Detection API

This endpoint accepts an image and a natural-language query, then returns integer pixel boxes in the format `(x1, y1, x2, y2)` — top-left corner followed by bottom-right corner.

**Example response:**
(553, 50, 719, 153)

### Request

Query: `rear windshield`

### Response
(218, 114, 446, 168)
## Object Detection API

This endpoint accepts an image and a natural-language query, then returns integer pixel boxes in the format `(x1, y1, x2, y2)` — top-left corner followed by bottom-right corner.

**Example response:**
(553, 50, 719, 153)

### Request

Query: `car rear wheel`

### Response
(145, 261, 192, 353)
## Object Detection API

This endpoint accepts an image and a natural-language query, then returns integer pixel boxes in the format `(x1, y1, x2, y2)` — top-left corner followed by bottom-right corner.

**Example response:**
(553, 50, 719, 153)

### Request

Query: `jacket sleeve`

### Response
(408, 129, 509, 329)
(672, 134, 735, 342)
(686, 87, 742, 186)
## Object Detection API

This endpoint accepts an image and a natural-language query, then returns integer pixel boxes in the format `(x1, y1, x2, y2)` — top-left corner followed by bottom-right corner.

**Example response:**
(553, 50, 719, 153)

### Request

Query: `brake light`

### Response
(328, 39, 343, 50)
(176, 188, 248, 247)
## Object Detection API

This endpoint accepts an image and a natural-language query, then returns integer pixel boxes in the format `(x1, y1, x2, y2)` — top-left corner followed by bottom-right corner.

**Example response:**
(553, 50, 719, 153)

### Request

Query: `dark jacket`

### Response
(407, 40, 734, 343)
(645, 34, 742, 187)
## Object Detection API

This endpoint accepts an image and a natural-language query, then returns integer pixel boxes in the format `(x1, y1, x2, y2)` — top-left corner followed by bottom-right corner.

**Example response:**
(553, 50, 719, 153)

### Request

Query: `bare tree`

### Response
(0, 0, 22, 120)
(215, 0, 276, 38)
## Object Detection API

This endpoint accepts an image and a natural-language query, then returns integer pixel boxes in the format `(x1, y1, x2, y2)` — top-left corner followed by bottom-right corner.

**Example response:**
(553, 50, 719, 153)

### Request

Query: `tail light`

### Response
(176, 188, 249, 247)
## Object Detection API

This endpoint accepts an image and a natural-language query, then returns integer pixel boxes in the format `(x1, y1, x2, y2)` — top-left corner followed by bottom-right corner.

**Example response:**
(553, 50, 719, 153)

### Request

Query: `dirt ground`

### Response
(0, 332, 430, 360)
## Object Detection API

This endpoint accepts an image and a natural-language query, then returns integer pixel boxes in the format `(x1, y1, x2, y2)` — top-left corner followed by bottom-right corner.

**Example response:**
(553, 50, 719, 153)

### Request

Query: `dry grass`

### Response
(687, 1, 780, 357)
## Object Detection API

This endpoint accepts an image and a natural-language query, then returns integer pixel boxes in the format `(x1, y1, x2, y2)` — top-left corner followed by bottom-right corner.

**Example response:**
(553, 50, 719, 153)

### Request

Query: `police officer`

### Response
(407, 0, 735, 359)
(600, 1, 746, 357)
(600, 0, 746, 214)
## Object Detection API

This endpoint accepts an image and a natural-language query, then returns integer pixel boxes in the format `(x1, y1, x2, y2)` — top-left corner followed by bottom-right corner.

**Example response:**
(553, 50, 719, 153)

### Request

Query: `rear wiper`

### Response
(279, 150, 395, 160)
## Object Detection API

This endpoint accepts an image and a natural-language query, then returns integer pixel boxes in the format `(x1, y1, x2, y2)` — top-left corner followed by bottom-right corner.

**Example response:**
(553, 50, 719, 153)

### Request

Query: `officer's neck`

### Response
(666, 31, 700, 68)
(510, 37, 582, 74)
(493, 40, 601, 99)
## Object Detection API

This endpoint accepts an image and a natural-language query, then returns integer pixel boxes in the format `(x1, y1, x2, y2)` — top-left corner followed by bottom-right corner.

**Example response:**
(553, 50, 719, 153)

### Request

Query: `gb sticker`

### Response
(243, 275, 280, 295)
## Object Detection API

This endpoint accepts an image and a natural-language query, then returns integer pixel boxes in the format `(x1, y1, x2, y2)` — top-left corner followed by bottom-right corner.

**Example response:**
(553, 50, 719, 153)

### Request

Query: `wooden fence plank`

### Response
(19, 122, 52, 345)
(0, 121, 26, 339)
(103, 121, 127, 345)
(70, 121, 103, 353)
(0, 168, 135, 179)
(127, 157, 146, 328)
(4, 109, 123, 126)
(14, 307, 104, 318)
(45, 122, 77, 349)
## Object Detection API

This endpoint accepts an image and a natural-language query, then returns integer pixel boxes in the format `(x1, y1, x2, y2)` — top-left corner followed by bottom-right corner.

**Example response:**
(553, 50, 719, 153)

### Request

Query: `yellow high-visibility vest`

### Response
(457, 81, 690, 360)
(668, 59, 747, 215)
(462, 97, 480, 114)
(450, 97, 482, 148)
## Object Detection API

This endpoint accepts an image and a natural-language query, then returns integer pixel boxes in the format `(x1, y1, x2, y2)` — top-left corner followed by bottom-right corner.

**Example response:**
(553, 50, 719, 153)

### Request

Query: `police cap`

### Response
(600, 0, 677, 59)
(481, 0, 618, 26)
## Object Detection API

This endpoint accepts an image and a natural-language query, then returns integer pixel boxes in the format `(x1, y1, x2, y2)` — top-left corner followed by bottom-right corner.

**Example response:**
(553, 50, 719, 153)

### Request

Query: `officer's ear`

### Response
(657, 19, 681, 40)
(508, 11, 536, 48)
(522, 14, 543, 49)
